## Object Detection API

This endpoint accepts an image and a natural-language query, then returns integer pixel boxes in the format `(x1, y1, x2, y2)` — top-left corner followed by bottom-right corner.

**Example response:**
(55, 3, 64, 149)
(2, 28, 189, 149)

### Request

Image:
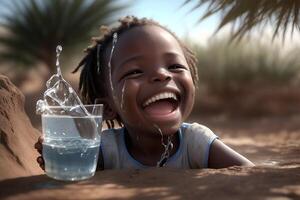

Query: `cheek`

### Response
(182, 71, 195, 93)
(119, 80, 128, 110)
(180, 72, 196, 113)
(187, 74, 196, 104)
(115, 80, 128, 109)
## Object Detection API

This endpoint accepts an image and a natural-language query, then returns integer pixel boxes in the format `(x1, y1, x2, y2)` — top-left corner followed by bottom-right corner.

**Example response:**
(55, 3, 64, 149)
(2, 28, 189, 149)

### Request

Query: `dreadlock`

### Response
(73, 16, 199, 129)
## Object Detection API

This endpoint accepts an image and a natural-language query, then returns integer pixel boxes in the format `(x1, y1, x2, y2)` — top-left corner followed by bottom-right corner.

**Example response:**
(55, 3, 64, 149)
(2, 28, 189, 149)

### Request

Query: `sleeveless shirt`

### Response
(99, 122, 218, 169)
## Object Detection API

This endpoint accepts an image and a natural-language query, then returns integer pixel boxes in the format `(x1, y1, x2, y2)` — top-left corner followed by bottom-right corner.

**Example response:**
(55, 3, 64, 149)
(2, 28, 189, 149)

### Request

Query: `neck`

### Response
(124, 126, 179, 166)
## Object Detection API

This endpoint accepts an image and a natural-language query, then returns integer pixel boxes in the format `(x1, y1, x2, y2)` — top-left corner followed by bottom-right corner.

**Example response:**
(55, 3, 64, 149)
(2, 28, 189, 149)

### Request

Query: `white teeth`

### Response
(143, 92, 178, 107)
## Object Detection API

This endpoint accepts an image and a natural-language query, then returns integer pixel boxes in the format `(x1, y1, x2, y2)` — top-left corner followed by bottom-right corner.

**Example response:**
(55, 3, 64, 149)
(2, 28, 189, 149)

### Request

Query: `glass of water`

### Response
(41, 104, 103, 181)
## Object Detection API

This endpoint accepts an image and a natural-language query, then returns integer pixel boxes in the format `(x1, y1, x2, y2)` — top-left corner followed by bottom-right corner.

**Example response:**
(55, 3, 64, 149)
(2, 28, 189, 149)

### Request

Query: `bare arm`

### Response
(208, 139, 254, 168)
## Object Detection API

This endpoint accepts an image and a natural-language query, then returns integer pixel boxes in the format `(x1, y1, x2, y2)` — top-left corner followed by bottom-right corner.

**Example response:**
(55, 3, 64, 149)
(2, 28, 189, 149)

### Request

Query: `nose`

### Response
(150, 68, 171, 82)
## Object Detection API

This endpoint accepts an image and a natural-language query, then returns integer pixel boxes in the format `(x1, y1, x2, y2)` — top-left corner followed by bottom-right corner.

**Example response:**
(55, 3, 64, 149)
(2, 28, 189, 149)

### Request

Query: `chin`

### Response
(154, 121, 182, 136)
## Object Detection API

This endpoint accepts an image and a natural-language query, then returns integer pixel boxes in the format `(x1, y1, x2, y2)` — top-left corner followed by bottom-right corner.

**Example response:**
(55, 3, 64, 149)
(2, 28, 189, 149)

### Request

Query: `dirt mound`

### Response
(0, 75, 43, 180)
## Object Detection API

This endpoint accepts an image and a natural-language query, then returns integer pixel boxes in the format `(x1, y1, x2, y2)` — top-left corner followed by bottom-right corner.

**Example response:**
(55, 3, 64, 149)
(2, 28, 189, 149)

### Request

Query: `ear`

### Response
(94, 98, 117, 120)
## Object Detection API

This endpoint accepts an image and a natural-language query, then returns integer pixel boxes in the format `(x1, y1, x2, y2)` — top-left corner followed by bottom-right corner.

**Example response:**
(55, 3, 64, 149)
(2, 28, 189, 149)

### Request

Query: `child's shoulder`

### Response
(182, 122, 216, 138)
(183, 123, 255, 168)
(180, 122, 218, 168)
(181, 122, 218, 150)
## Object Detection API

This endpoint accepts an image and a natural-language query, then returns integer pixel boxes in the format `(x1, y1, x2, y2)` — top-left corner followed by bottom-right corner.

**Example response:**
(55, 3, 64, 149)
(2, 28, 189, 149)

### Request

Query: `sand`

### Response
(0, 75, 43, 179)
(0, 167, 299, 200)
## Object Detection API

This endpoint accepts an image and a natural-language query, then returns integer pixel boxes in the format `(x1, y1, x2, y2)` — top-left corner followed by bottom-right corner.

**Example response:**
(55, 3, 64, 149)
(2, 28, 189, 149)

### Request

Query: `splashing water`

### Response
(153, 124, 174, 167)
(36, 45, 89, 116)
(120, 80, 126, 110)
(108, 33, 118, 105)
(56, 45, 62, 77)
(36, 45, 100, 140)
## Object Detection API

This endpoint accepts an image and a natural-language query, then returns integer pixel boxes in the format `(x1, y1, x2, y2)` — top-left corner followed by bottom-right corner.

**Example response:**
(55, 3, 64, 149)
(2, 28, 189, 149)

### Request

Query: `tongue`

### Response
(144, 100, 174, 115)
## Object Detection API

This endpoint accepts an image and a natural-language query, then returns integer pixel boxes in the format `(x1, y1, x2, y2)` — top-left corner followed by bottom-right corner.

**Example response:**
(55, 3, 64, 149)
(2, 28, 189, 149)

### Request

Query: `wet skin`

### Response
(104, 25, 195, 165)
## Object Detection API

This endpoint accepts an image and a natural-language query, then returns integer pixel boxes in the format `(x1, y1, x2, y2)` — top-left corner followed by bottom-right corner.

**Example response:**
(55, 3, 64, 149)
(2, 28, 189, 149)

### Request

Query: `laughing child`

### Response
(35, 16, 254, 169)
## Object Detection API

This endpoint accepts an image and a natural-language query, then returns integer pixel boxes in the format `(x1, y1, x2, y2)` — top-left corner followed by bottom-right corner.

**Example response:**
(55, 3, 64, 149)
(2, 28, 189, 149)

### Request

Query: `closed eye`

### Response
(168, 64, 187, 71)
(120, 69, 143, 80)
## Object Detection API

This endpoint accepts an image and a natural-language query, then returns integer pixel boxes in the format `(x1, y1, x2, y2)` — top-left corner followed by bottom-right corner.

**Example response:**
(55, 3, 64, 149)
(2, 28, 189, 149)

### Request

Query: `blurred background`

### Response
(0, 0, 300, 129)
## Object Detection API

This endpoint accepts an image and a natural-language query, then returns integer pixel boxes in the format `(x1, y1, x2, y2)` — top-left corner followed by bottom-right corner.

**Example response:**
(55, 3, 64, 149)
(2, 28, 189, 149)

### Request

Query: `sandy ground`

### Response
(0, 166, 299, 200)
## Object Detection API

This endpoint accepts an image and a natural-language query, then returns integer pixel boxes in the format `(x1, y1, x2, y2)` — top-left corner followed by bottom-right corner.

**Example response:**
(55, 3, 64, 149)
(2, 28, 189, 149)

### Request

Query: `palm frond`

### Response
(0, 0, 127, 72)
(184, 0, 300, 41)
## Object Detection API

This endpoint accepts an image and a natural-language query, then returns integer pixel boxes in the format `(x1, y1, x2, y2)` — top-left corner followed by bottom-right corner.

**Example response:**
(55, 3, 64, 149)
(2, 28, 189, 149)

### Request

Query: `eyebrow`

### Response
(163, 52, 185, 60)
(118, 54, 143, 68)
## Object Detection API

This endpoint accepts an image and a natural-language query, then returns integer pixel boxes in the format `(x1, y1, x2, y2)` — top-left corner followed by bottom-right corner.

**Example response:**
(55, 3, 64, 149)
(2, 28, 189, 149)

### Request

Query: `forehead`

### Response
(111, 25, 184, 62)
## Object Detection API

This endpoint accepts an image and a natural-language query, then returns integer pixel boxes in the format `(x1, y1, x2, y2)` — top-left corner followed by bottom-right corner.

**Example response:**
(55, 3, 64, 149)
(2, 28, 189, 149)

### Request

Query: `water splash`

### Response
(106, 33, 125, 112)
(56, 45, 62, 77)
(153, 124, 174, 167)
(36, 45, 99, 139)
(120, 80, 126, 110)
(108, 33, 118, 105)
(36, 45, 89, 116)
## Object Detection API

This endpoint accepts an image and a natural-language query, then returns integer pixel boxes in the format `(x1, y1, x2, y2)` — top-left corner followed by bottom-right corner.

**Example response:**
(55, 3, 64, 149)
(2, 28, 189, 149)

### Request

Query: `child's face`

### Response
(106, 25, 195, 136)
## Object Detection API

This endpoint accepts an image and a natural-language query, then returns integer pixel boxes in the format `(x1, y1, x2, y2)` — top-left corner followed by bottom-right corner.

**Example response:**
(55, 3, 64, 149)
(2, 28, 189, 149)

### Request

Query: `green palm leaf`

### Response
(0, 0, 127, 73)
(183, 0, 300, 41)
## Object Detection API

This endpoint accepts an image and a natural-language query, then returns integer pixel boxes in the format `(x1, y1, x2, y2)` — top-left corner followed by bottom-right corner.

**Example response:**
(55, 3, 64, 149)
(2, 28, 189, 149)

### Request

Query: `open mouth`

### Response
(142, 92, 180, 116)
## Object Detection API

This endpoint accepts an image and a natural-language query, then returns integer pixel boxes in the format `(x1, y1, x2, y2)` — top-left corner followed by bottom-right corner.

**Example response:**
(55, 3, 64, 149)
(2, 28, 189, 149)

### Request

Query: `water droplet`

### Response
(120, 80, 126, 110)
(108, 33, 118, 105)
(153, 124, 173, 167)
(56, 45, 62, 54)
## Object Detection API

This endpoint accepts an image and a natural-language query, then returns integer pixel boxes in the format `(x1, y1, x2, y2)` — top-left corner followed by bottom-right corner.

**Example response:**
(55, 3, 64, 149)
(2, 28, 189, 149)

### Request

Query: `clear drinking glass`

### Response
(41, 104, 103, 181)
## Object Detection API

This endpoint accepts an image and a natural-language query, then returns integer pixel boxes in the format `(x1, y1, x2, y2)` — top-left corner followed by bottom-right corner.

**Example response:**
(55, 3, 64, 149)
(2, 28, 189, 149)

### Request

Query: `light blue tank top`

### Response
(99, 122, 218, 169)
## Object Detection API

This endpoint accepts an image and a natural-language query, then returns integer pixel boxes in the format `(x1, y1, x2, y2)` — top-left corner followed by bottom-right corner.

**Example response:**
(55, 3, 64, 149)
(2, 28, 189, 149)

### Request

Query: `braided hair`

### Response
(73, 16, 199, 128)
